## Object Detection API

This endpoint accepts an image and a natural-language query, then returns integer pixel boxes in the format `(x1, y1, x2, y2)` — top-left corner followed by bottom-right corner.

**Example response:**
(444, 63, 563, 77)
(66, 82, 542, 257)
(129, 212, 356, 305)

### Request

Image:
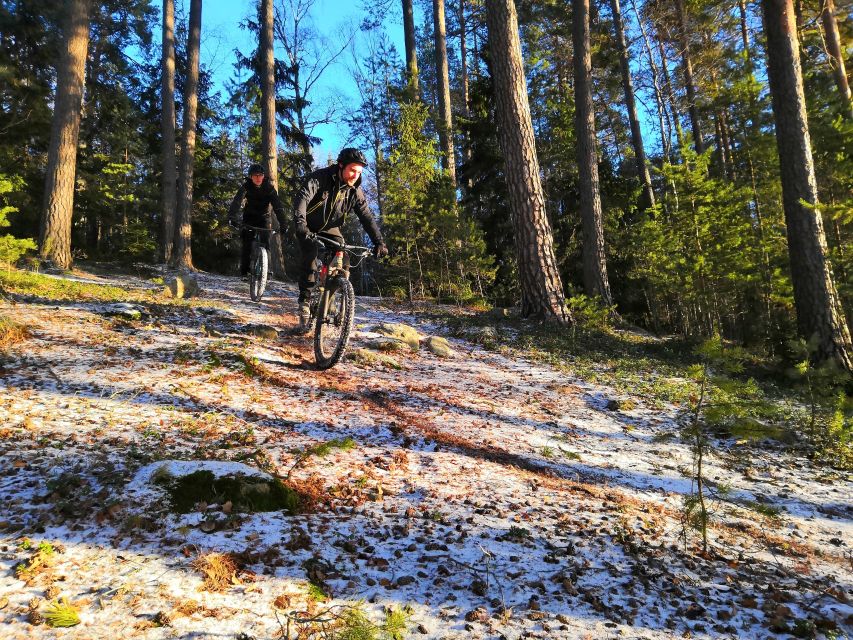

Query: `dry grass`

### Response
(0, 314, 29, 351)
(191, 552, 241, 592)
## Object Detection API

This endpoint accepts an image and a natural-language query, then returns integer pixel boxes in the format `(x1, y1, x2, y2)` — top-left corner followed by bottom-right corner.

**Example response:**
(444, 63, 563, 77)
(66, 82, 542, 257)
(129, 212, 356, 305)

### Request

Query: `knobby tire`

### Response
(249, 243, 269, 302)
(314, 276, 355, 370)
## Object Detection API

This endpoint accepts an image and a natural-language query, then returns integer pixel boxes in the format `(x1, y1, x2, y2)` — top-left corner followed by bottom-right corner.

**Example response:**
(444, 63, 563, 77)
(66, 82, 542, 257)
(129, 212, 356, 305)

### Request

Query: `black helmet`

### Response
(336, 147, 368, 167)
(247, 163, 265, 176)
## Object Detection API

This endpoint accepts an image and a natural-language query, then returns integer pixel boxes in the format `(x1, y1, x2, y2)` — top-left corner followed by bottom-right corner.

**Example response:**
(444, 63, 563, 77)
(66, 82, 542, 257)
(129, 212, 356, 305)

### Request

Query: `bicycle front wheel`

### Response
(313, 276, 355, 369)
(249, 244, 269, 302)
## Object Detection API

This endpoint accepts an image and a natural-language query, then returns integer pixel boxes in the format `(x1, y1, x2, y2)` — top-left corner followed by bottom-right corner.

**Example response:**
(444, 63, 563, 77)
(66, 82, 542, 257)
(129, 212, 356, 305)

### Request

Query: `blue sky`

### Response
(190, 0, 414, 162)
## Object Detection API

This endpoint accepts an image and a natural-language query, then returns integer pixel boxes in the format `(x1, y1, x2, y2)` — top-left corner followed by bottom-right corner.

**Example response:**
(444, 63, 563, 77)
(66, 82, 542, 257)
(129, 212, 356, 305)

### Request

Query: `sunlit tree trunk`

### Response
(172, 0, 201, 270)
(433, 0, 456, 187)
(260, 0, 286, 278)
(160, 0, 177, 264)
(39, 0, 91, 270)
(485, 0, 570, 323)
(403, 0, 419, 95)
(762, 0, 853, 370)
(574, 0, 613, 304)
(820, 0, 852, 119)
(458, 0, 472, 179)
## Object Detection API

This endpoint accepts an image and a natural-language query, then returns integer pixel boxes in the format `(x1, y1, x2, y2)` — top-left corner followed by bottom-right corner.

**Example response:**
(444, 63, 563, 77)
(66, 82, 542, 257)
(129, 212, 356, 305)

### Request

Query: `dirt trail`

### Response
(1, 269, 850, 640)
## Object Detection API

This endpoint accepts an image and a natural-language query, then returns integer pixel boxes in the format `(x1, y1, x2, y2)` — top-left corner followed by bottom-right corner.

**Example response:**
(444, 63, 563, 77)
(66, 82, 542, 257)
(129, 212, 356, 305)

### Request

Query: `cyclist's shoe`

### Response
(297, 301, 311, 333)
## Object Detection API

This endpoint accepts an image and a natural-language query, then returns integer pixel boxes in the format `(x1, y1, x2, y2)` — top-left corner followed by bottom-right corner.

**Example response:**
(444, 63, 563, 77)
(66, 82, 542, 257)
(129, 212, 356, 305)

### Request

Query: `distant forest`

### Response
(0, 0, 851, 371)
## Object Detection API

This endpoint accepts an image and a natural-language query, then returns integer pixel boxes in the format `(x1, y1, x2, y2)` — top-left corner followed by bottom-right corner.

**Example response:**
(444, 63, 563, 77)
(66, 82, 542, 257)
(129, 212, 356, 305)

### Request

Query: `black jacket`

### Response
(293, 165, 383, 245)
(228, 177, 285, 227)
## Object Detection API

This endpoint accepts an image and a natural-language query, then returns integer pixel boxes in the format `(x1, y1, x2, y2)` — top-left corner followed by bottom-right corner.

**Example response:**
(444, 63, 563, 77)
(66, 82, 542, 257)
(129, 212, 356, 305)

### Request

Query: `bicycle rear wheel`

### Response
(313, 276, 355, 369)
(249, 244, 269, 302)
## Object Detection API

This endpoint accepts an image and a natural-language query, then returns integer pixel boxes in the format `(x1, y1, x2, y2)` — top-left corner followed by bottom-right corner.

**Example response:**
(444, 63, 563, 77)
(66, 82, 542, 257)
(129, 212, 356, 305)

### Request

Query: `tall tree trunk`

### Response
(485, 0, 569, 323)
(631, 0, 672, 163)
(402, 0, 419, 95)
(674, 0, 704, 154)
(260, 0, 286, 278)
(433, 0, 456, 187)
(160, 0, 177, 264)
(574, 0, 613, 304)
(610, 0, 655, 211)
(39, 0, 91, 270)
(738, 0, 751, 62)
(172, 0, 201, 270)
(261, 0, 277, 185)
(820, 0, 853, 119)
(458, 0, 473, 179)
(762, 0, 853, 371)
(656, 25, 686, 151)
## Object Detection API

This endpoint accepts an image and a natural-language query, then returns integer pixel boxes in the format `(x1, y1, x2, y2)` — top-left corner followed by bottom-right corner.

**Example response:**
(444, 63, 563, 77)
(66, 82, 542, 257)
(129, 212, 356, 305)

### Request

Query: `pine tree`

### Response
(573, 0, 613, 306)
(484, 0, 569, 323)
(160, 0, 177, 263)
(403, 0, 419, 94)
(761, 0, 852, 371)
(172, 0, 202, 270)
(39, 0, 92, 269)
(609, 0, 655, 211)
(433, 0, 456, 187)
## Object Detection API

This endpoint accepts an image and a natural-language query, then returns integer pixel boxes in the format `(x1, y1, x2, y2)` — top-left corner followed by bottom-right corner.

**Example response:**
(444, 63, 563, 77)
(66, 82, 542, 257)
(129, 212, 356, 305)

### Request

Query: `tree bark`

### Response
(574, 0, 613, 304)
(610, 0, 655, 211)
(738, 0, 751, 62)
(485, 0, 569, 323)
(39, 0, 92, 270)
(260, 0, 287, 278)
(762, 0, 853, 371)
(458, 0, 473, 177)
(674, 0, 704, 154)
(433, 0, 456, 187)
(656, 23, 686, 151)
(172, 0, 201, 270)
(160, 0, 177, 264)
(820, 0, 853, 119)
(403, 0, 419, 94)
(261, 0, 277, 187)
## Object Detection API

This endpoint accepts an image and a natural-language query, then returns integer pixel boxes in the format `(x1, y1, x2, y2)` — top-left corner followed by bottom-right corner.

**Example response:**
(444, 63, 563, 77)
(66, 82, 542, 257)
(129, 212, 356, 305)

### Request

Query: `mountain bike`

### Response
(238, 224, 276, 302)
(302, 233, 371, 370)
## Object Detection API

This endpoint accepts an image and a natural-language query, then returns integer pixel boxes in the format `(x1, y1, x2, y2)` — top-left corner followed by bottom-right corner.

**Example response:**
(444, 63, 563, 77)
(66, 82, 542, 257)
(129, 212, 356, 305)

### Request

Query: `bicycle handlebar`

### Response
(310, 233, 371, 257)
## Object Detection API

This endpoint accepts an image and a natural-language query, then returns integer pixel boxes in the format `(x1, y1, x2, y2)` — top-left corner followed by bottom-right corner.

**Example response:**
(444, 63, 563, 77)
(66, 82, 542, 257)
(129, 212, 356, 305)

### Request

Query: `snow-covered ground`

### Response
(1, 269, 850, 640)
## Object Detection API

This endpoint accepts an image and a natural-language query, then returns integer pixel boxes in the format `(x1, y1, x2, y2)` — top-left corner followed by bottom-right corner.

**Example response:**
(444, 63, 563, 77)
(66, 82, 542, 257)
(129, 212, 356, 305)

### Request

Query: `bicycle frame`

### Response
(308, 234, 370, 316)
(306, 234, 371, 369)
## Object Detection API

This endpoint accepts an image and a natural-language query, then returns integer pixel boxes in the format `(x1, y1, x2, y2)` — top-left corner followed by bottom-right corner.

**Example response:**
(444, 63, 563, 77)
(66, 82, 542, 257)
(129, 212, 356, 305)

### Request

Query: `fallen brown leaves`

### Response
(0, 314, 29, 351)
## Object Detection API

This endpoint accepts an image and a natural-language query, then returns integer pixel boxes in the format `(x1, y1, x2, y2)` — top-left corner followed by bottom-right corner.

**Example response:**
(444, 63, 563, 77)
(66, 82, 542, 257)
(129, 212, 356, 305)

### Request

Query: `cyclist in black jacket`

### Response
(293, 148, 388, 329)
(228, 163, 285, 277)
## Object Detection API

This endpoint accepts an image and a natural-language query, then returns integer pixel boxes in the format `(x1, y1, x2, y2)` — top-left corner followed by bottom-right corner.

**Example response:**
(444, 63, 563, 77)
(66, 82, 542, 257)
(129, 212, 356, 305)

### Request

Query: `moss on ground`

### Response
(1, 268, 144, 302)
(155, 470, 302, 514)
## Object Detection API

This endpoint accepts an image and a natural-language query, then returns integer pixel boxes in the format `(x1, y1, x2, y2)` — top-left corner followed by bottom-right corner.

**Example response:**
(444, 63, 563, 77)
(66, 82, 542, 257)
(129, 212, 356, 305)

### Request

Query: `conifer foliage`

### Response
(0, 0, 848, 369)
